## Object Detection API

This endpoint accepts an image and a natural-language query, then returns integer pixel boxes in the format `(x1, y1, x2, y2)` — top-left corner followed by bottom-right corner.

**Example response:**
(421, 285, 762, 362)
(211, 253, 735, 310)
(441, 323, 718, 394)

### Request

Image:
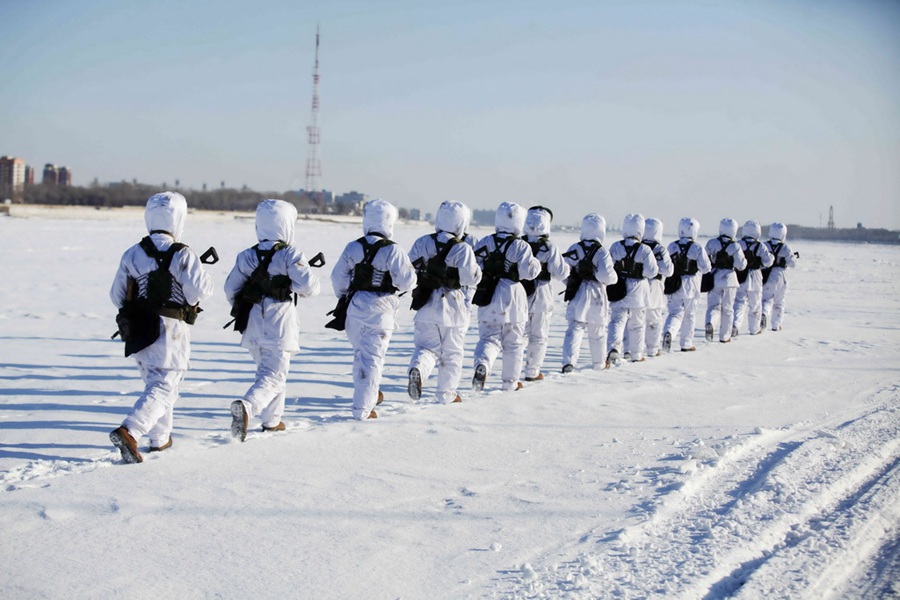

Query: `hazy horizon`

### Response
(2, 0, 898, 232)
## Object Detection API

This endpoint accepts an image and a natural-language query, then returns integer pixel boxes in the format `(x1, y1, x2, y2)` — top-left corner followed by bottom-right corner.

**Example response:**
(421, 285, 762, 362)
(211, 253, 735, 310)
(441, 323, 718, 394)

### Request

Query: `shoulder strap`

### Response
(140, 236, 186, 270)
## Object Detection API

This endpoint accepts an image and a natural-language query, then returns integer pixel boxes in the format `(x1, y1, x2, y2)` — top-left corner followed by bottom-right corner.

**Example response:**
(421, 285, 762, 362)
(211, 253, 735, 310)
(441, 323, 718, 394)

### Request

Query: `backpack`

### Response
(607, 242, 643, 302)
(325, 236, 395, 330)
(562, 240, 601, 302)
(472, 234, 518, 307)
(711, 236, 735, 270)
(227, 242, 290, 333)
(410, 234, 461, 310)
(521, 236, 551, 297)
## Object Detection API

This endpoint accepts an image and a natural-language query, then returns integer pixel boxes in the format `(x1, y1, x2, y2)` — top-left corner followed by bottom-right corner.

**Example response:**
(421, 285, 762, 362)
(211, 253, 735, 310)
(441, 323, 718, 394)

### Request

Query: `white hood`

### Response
(434, 200, 468, 238)
(255, 199, 297, 243)
(643, 217, 663, 243)
(145, 191, 187, 241)
(525, 206, 553, 237)
(719, 218, 739, 240)
(769, 222, 788, 242)
(580, 213, 606, 244)
(363, 198, 398, 239)
(678, 217, 699, 240)
(623, 213, 645, 240)
(494, 202, 526, 236)
(742, 220, 762, 240)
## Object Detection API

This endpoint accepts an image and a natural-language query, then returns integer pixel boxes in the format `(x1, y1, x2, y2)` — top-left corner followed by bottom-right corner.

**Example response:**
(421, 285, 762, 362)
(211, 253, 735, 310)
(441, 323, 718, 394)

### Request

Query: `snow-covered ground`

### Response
(0, 207, 898, 599)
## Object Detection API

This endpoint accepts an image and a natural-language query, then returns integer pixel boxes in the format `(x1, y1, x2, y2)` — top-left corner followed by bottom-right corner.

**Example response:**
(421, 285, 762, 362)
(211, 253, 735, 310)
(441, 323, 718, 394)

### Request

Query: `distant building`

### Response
(42, 164, 59, 185)
(58, 166, 72, 187)
(335, 191, 366, 213)
(24, 165, 34, 186)
(0, 156, 26, 198)
(409, 208, 421, 221)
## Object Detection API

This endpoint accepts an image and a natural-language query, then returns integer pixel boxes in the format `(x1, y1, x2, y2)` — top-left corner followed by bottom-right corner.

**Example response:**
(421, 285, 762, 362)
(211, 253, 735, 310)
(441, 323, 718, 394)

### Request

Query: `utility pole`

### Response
(305, 25, 322, 206)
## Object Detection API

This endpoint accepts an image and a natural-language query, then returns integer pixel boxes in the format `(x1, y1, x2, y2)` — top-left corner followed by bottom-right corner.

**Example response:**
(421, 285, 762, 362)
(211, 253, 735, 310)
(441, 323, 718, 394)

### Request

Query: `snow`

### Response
(0, 207, 898, 599)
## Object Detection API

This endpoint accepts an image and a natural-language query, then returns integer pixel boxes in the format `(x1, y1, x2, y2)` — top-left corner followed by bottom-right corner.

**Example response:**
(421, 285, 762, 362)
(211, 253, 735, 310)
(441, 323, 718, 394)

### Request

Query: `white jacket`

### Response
(705, 235, 748, 289)
(608, 238, 659, 308)
(224, 200, 320, 352)
(563, 239, 617, 324)
(644, 239, 674, 309)
(666, 237, 712, 298)
(110, 192, 214, 370)
(408, 231, 481, 327)
(738, 236, 775, 293)
(474, 232, 542, 324)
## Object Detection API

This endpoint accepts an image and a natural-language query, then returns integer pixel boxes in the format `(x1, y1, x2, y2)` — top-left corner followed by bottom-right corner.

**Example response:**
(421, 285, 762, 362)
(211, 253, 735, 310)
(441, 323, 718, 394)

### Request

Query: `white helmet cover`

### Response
(145, 191, 187, 242)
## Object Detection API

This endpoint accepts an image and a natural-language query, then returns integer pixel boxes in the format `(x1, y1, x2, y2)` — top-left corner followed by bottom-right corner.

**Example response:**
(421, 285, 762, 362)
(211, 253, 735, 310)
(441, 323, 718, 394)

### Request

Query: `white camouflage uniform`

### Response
(331, 199, 416, 419)
(407, 201, 482, 403)
(472, 202, 542, 391)
(225, 200, 320, 429)
(705, 218, 748, 343)
(109, 192, 214, 448)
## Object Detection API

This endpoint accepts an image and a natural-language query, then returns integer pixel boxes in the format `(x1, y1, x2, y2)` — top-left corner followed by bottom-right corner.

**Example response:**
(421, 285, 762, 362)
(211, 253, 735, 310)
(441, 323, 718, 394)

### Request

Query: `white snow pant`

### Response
(240, 347, 291, 428)
(644, 307, 664, 357)
(733, 284, 763, 334)
(665, 292, 700, 350)
(474, 321, 526, 390)
(409, 321, 466, 404)
(524, 308, 553, 379)
(346, 319, 393, 420)
(706, 286, 737, 342)
(763, 281, 788, 330)
(122, 363, 185, 447)
(562, 320, 606, 369)
(608, 304, 647, 360)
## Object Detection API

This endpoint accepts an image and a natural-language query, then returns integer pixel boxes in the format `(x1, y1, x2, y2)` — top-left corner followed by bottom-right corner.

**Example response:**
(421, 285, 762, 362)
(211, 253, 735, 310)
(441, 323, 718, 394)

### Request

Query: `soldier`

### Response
(662, 218, 712, 352)
(762, 222, 799, 332)
(642, 218, 674, 357)
(704, 218, 747, 343)
(732, 220, 774, 336)
(330, 199, 416, 419)
(560, 214, 617, 372)
(109, 192, 214, 463)
(520, 206, 569, 381)
(471, 202, 541, 391)
(226, 200, 321, 441)
(606, 214, 659, 364)
(407, 200, 482, 404)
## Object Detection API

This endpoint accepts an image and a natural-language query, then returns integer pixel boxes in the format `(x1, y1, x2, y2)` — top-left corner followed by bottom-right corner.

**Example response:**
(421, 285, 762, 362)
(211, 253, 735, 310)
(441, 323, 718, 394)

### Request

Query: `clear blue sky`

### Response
(2, 0, 899, 231)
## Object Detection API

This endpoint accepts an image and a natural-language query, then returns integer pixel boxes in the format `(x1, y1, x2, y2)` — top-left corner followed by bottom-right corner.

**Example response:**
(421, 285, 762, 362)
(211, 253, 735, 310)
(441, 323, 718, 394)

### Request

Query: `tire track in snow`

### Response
(496, 388, 900, 599)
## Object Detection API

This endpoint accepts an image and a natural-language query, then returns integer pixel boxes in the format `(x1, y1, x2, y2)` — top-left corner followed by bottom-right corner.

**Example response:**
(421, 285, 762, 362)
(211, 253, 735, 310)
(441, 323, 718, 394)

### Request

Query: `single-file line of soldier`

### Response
(108, 192, 798, 464)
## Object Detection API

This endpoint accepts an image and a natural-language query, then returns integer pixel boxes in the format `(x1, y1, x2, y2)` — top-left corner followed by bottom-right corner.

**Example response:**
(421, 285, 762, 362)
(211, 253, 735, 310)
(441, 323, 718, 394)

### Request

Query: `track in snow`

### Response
(498, 387, 900, 599)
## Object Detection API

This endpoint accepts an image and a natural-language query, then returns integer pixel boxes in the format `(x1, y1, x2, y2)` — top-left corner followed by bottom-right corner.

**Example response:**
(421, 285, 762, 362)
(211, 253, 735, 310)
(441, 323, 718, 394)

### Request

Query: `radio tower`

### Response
(305, 26, 322, 205)
(827, 205, 835, 230)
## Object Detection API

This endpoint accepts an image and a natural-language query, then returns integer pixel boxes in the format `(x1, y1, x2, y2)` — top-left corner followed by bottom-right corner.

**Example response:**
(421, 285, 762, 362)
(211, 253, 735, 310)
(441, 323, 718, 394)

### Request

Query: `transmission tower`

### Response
(305, 26, 322, 205)
(827, 205, 835, 230)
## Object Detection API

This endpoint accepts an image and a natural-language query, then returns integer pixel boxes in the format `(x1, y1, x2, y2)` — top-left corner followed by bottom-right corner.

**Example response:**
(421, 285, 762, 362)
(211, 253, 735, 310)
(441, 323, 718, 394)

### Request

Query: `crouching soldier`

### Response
(471, 202, 541, 391)
(109, 192, 214, 463)
(331, 199, 416, 419)
(561, 214, 617, 372)
(226, 199, 321, 441)
(407, 200, 482, 404)
(733, 220, 774, 336)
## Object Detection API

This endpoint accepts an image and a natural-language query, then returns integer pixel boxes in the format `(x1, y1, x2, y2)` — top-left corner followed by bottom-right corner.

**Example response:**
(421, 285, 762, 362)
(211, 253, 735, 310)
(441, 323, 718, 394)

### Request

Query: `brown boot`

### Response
(451, 395, 462, 403)
(524, 373, 544, 382)
(367, 410, 378, 419)
(262, 422, 286, 432)
(149, 437, 173, 453)
(515, 381, 524, 391)
(376, 390, 384, 405)
(110, 426, 142, 464)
